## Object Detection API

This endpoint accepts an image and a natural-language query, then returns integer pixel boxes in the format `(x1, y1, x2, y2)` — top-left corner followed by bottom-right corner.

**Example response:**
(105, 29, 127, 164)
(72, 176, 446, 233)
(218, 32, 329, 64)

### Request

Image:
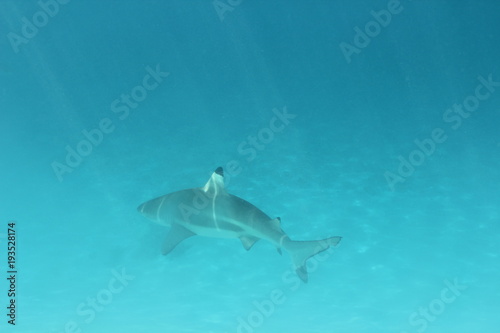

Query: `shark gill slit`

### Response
(212, 187, 219, 231)
(279, 234, 287, 248)
(156, 196, 167, 222)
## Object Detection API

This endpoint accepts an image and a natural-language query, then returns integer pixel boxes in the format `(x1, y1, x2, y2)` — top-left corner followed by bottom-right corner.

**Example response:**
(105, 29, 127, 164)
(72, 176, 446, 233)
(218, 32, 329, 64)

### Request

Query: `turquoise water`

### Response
(1, 0, 499, 332)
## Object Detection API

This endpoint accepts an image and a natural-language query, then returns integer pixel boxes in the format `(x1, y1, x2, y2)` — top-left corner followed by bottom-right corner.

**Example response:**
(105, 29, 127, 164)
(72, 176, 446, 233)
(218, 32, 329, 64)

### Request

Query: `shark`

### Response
(137, 167, 341, 282)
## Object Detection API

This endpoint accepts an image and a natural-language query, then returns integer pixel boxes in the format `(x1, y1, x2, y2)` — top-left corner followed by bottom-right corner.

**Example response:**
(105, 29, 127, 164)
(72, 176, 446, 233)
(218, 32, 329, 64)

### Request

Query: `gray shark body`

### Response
(138, 167, 341, 282)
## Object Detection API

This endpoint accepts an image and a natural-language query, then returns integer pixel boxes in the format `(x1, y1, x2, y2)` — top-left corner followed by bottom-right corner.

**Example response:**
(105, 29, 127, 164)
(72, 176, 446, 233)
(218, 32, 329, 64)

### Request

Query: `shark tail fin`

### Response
(286, 236, 341, 283)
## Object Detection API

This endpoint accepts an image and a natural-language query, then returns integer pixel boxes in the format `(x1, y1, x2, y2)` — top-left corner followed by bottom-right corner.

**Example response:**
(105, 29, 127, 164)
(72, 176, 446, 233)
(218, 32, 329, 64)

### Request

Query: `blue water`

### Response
(1, 0, 499, 332)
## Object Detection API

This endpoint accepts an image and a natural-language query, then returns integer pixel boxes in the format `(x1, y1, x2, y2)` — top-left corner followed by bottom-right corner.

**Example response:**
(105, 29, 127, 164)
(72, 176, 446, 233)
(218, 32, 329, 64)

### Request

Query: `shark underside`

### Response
(137, 167, 341, 282)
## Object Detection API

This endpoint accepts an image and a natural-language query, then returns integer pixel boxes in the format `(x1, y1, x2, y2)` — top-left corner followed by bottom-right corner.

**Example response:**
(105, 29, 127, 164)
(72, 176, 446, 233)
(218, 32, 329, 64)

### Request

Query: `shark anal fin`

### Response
(162, 225, 196, 255)
(240, 235, 260, 251)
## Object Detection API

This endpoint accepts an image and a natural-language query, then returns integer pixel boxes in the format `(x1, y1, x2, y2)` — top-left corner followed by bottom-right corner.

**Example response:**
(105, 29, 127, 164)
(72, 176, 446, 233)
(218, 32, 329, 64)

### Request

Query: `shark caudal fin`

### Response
(285, 236, 342, 283)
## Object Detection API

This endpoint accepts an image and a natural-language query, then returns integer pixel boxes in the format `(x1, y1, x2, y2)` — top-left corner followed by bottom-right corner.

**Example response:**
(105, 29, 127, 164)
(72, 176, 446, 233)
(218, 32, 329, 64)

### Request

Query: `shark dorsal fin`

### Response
(270, 217, 281, 229)
(202, 166, 225, 194)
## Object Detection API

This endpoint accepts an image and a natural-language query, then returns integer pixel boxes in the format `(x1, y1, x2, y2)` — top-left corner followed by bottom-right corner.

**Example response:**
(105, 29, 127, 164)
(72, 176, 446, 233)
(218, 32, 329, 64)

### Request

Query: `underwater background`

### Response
(1, 0, 499, 332)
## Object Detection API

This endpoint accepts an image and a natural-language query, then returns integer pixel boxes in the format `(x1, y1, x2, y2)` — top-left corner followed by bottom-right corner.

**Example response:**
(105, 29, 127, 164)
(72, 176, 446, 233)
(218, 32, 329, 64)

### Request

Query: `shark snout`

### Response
(137, 203, 145, 213)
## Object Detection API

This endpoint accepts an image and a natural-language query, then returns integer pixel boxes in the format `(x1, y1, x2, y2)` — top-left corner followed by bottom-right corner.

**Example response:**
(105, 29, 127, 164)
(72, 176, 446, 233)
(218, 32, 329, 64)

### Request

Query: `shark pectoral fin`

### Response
(161, 225, 196, 255)
(239, 235, 259, 251)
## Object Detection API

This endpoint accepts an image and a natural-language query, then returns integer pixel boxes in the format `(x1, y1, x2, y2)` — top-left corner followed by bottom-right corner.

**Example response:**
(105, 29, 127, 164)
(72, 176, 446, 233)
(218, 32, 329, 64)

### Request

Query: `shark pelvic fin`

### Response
(161, 224, 196, 255)
(239, 235, 259, 251)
